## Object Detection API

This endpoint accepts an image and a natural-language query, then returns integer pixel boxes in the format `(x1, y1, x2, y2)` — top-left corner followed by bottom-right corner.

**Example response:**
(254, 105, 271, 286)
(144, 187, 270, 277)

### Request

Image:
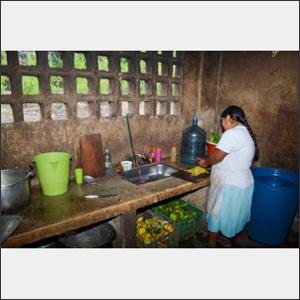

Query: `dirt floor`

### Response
(23, 224, 299, 248)
(179, 228, 299, 248)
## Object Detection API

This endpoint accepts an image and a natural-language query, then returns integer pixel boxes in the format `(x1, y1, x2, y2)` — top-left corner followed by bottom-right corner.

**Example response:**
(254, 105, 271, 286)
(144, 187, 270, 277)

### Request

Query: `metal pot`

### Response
(1, 168, 34, 214)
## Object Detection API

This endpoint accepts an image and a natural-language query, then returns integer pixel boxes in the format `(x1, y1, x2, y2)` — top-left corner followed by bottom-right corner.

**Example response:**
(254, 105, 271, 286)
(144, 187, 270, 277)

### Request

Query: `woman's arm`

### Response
(197, 148, 228, 168)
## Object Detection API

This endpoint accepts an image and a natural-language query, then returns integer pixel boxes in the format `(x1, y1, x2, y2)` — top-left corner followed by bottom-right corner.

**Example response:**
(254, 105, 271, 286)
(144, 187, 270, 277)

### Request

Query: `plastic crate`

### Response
(152, 199, 203, 241)
(136, 210, 179, 248)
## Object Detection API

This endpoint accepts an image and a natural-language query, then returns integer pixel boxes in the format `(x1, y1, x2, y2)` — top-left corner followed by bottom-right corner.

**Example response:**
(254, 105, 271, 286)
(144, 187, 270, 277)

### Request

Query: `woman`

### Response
(198, 105, 259, 247)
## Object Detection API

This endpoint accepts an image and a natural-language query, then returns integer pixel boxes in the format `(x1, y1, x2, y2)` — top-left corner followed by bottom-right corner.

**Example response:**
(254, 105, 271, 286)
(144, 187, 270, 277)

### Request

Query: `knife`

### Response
(84, 194, 118, 199)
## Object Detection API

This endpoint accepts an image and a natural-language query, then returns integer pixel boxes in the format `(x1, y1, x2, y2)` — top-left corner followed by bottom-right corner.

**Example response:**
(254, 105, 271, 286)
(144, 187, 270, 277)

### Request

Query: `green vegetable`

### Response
(156, 200, 198, 222)
(208, 132, 221, 143)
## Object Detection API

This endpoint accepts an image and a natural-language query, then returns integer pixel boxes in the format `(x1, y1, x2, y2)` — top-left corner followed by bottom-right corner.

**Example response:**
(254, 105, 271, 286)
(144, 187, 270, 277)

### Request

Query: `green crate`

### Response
(136, 210, 179, 248)
(152, 199, 203, 241)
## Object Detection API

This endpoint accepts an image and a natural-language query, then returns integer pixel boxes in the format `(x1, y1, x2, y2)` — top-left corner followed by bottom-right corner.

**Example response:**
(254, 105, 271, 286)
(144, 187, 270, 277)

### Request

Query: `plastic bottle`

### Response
(155, 147, 162, 163)
(170, 145, 177, 162)
(180, 115, 207, 165)
(104, 143, 113, 174)
(148, 145, 155, 163)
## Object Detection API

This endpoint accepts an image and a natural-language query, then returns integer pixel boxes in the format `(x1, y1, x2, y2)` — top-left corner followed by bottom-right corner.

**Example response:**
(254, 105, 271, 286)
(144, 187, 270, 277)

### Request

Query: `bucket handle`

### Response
(2, 165, 36, 188)
(27, 164, 36, 179)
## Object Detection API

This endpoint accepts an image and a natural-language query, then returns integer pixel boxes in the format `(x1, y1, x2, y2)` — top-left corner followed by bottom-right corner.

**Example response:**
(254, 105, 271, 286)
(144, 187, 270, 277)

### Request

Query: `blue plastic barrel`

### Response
(245, 167, 299, 246)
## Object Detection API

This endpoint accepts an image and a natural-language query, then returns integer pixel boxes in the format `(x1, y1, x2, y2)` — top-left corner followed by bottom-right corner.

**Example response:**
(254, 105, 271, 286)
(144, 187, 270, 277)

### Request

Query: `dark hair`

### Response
(221, 105, 259, 161)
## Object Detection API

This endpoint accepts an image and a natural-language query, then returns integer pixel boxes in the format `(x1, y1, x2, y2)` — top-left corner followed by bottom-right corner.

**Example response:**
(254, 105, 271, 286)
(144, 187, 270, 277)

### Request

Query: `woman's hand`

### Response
(197, 157, 208, 168)
(197, 149, 228, 168)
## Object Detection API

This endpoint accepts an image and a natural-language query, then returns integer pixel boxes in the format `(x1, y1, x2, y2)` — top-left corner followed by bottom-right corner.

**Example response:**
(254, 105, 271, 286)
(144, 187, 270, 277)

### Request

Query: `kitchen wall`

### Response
(0, 52, 203, 171)
(215, 51, 298, 172)
(1, 51, 298, 173)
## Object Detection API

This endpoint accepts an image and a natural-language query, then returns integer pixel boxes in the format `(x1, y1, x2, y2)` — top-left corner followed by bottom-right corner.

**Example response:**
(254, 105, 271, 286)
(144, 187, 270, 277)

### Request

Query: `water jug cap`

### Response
(192, 115, 198, 126)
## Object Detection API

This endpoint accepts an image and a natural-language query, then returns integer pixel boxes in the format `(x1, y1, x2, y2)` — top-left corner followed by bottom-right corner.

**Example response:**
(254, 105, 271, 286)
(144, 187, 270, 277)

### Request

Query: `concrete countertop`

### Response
(2, 159, 210, 248)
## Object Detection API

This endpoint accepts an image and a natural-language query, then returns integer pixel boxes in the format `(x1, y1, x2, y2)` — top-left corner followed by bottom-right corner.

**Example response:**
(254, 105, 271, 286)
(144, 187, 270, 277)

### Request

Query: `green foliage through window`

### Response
(76, 77, 89, 94)
(48, 51, 63, 68)
(139, 60, 146, 74)
(74, 53, 87, 69)
(98, 56, 109, 72)
(173, 51, 177, 58)
(1, 75, 12, 95)
(1, 51, 8, 65)
(18, 51, 37, 66)
(156, 82, 167, 96)
(50, 76, 64, 94)
(172, 65, 177, 77)
(99, 78, 110, 95)
(156, 82, 162, 96)
(140, 80, 146, 95)
(22, 76, 39, 95)
(158, 62, 162, 76)
(120, 80, 129, 95)
(120, 58, 129, 73)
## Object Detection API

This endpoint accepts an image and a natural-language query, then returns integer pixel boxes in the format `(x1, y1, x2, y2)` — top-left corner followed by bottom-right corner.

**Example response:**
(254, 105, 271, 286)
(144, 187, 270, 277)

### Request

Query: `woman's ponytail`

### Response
(240, 119, 259, 161)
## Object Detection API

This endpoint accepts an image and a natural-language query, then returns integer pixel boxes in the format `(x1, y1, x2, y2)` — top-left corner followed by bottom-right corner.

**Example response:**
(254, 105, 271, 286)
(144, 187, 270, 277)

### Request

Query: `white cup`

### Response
(121, 161, 133, 172)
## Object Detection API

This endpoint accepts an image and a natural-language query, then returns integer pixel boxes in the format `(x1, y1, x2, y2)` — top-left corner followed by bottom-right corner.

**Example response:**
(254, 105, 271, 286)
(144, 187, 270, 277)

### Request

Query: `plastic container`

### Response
(33, 152, 71, 196)
(152, 199, 203, 241)
(155, 148, 162, 163)
(147, 145, 155, 163)
(104, 143, 113, 174)
(74, 168, 83, 185)
(245, 167, 299, 245)
(136, 211, 179, 248)
(121, 161, 132, 172)
(148, 145, 153, 163)
(207, 141, 217, 155)
(180, 115, 207, 165)
(170, 145, 177, 162)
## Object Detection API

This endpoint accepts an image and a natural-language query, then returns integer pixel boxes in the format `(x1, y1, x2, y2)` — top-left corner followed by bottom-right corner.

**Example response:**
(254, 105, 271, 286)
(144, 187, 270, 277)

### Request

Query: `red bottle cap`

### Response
(156, 147, 162, 152)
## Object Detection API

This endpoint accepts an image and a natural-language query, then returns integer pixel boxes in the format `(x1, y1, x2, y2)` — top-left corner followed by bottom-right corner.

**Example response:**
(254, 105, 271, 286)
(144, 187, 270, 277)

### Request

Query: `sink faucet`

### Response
(125, 114, 145, 184)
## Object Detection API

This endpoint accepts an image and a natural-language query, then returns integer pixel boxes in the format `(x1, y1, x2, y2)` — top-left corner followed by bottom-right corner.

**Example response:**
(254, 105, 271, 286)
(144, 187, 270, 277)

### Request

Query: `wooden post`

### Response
(118, 210, 137, 248)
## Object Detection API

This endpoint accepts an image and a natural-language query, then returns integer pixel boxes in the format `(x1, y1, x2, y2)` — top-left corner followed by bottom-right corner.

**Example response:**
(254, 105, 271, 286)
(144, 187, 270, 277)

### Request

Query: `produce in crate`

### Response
(153, 199, 203, 241)
(155, 200, 198, 222)
(185, 166, 209, 177)
(136, 216, 174, 245)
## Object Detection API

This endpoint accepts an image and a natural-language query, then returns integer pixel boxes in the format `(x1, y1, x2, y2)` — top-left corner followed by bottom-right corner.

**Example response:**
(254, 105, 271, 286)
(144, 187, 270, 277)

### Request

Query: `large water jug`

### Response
(180, 115, 207, 165)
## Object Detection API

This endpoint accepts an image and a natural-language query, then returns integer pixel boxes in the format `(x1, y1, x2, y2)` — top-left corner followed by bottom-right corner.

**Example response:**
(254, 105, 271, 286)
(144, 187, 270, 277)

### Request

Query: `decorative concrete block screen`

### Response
(1, 51, 183, 124)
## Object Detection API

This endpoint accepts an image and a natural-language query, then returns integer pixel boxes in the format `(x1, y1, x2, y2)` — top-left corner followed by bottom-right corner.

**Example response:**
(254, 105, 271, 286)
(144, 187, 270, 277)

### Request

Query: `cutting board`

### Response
(79, 134, 105, 178)
(172, 169, 210, 183)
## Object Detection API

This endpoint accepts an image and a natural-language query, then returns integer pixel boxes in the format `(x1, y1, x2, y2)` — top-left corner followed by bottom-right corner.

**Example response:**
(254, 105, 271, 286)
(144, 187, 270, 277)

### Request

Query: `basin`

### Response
(122, 163, 178, 185)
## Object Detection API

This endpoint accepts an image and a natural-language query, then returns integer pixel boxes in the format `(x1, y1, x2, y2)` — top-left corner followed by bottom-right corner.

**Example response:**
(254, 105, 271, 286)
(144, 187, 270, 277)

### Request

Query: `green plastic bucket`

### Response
(33, 152, 71, 196)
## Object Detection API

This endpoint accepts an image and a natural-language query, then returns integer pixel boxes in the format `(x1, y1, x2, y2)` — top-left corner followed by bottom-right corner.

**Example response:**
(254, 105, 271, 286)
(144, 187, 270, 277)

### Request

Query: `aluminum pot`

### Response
(1, 168, 34, 214)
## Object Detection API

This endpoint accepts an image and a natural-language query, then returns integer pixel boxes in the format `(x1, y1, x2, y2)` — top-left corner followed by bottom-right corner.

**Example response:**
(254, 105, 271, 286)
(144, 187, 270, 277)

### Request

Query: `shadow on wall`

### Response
(198, 108, 217, 137)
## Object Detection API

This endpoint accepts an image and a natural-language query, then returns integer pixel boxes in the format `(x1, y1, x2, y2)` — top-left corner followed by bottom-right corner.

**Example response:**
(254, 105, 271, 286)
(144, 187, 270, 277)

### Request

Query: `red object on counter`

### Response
(207, 141, 217, 155)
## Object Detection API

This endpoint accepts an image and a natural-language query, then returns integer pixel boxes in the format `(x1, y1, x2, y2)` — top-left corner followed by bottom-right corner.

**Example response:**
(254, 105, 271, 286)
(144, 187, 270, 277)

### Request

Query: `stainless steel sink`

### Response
(121, 163, 178, 185)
